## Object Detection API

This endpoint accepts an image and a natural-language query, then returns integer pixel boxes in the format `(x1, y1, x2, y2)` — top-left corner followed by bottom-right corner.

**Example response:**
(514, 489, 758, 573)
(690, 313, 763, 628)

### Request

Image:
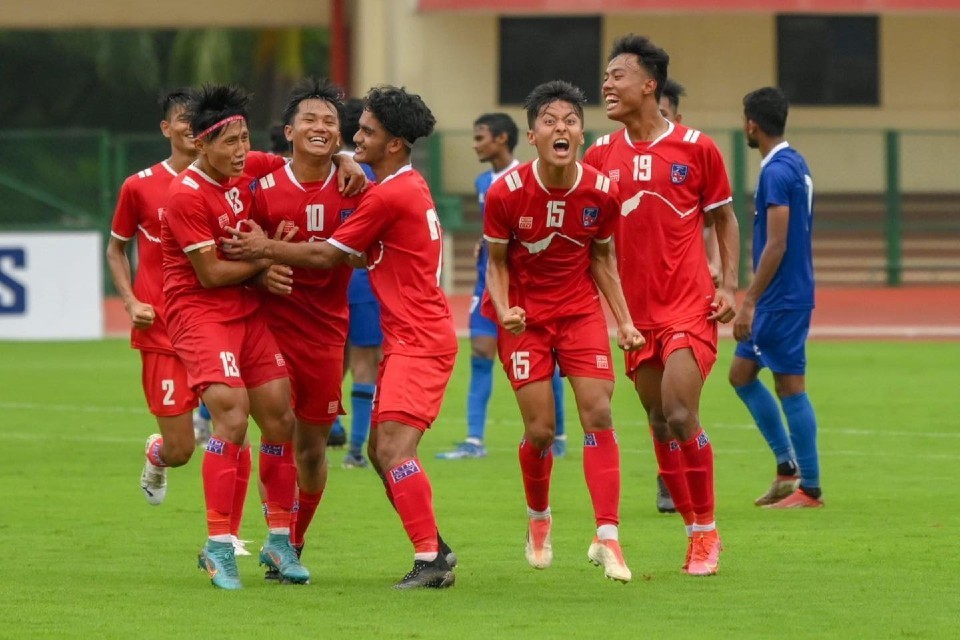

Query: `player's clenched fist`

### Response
(617, 324, 645, 351)
(500, 306, 527, 335)
(222, 219, 268, 259)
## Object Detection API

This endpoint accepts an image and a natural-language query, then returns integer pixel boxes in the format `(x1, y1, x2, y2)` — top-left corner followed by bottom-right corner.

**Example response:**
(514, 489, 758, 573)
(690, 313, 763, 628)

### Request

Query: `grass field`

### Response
(1, 338, 957, 639)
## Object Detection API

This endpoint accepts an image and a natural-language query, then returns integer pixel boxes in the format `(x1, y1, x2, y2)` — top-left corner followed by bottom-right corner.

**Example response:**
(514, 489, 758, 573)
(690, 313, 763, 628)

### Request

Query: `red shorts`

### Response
(497, 312, 614, 390)
(625, 315, 718, 382)
(372, 352, 456, 431)
(139, 350, 198, 417)
(283, 343, 345, 425)
(172, 314, 288, 394)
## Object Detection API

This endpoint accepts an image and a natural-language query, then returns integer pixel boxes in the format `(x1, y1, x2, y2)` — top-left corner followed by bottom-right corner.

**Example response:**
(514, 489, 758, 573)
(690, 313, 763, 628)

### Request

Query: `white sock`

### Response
(465, 437, 483, 446)
(597, 524, 618, 541)
(414, 551, 438, 562)
(268, 527, 290, 536)
(692, 521, 716, 533)
(685, 524, 693, 537)
(209, 534, 232, 544)
(527, 507, 551, 520)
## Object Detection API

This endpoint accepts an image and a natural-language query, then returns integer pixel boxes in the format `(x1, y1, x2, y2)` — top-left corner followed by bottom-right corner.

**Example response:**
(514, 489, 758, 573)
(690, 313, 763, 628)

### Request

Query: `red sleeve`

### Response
(245, 151, 287, 180)
(111, 178, 139, 240)
(596, 188, 620, 241)
(250, 180, 273, 231)
(482, 183, 512, 243)
(165, 191, 216, 253)
(700, 138, 733, 212)
(328, 191, 393, 255)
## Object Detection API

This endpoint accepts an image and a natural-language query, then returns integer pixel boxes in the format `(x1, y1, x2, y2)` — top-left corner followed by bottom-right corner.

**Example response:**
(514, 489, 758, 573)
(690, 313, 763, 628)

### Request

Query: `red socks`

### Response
(386, 458, 438, 554)
(680, 429, 716, 525)
(259, 441, 297, 531)
(229, 445, 251, 537)
(518, 439, 553, 513)
(582, 429, 621, 526)
(146, 437, 166, 467)
(653, 436, 695, 525)
(291, 489, 324, 547)
(202, 438, 241, 537)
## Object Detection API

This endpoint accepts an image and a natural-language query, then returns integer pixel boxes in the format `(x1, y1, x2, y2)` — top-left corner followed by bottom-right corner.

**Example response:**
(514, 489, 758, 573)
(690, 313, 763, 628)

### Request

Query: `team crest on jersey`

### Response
(671, 163, 689, 184)
(248, 179, 258, 193)
(608, 169, 620, 182)
(519, 216, 533, 229)
(582, 207, 599, 227)
(218, 213, 230, 228)
(340, 208, 355, 222)
(390, 459, 421, 483)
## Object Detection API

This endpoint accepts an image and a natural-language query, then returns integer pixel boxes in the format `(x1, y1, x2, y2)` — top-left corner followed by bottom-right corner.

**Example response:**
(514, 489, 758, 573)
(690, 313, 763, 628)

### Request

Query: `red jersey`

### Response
(252, 164, 358, 347)
(111, 161, 180, 353)
(328, 166, 457, 357)
(482, 160, 620, 324)
(583, 123, 732, 328)
(161, 152, 285, 339)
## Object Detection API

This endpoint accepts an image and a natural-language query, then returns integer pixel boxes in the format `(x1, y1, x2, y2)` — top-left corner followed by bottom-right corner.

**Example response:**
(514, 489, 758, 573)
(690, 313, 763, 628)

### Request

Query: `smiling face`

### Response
(602, 53, 657, 123)
(353, 109, 392, 169)
(196, 120, 250, 180)
(527, 99, 584, 169)
(161, 103, 195, 157)
(286, 98, 340, 161)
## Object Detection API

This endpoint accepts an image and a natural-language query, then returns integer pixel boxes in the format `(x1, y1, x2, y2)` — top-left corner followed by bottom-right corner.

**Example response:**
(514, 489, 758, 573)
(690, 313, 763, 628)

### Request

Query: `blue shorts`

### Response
(734, 308, 812, 375)
(348, 271, 382, 347)
(470, 247, 497, 338)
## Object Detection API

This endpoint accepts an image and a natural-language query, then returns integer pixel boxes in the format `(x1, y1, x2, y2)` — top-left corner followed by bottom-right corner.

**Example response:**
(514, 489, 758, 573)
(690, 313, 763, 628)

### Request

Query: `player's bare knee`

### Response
(578, 400, 613, 431)
(664, 406, 696, 439)
(525, 421, 555, 450)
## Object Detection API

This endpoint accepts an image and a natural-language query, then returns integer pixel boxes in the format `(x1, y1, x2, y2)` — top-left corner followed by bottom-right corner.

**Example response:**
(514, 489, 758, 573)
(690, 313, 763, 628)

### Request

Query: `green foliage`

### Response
(0, 339, 957, 638)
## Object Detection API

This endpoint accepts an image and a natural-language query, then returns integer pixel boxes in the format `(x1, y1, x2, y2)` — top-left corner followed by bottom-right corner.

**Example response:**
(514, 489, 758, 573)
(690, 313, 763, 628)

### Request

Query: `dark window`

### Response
(777, 15, 879, 106)
(499, 16, 601, 105)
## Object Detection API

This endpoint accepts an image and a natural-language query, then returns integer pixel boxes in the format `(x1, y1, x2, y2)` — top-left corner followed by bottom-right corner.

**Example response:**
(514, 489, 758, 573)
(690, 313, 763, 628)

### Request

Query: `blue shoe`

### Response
(259, 533, 310, 584)
(198, 540, 242, 590)
(552, 435, 567, 458)
(436, 441, 487, 460)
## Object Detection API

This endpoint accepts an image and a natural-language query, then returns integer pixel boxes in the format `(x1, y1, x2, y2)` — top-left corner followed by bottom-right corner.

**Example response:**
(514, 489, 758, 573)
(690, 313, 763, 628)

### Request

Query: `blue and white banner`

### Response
(0, 232, 103, 340)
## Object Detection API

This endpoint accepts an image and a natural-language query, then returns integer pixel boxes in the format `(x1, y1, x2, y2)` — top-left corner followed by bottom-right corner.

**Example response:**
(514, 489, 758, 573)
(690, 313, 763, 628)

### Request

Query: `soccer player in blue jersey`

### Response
(729, 87, 823, 508)
(437, 113, 567, 460)
(340, 97, 380, 467)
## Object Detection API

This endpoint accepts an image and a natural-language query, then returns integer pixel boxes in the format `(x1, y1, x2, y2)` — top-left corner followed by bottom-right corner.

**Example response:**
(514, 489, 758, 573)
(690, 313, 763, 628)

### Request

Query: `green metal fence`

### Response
(2, 128, 958, 292)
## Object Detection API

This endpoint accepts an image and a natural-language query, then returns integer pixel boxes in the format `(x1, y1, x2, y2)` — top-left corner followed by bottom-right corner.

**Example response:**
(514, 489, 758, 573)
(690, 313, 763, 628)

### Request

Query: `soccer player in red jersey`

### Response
(583, 35, 740, 577)
(483, 81, 643, 583)
(251, 78, 361, 566)
(108, 90, 202, 507)
(223, 86, 458, 590)
(161, 84, 307, 590)
(109, 91, 254, 555)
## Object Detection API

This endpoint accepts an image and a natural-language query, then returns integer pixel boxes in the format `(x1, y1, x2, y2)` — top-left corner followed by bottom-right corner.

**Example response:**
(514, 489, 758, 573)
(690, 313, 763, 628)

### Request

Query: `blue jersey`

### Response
(753, 143, 815, 311)
(473, 160, 520, 295)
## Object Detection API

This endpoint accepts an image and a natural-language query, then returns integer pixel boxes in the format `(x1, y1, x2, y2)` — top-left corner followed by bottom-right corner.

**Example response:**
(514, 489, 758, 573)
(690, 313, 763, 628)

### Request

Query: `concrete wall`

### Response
(351, 1, 960, 194)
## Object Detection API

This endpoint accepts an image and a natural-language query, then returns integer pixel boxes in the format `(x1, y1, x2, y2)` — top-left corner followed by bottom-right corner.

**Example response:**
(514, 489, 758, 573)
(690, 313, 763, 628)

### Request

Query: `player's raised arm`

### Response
(589, 240, 643, 351)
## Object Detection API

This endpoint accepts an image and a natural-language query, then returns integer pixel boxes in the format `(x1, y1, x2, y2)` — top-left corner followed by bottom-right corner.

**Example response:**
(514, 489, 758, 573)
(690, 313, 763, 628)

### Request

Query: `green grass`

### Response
(0, 338, 957, 639)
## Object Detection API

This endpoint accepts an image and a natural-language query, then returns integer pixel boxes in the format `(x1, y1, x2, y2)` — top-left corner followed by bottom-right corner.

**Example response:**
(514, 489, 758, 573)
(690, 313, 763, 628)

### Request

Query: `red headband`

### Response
(195, 115, 246, 140)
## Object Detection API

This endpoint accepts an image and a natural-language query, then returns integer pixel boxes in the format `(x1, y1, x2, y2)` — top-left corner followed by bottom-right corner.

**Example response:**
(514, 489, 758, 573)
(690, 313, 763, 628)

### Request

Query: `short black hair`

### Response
(522, 80, 586, 129)
(608, 34, 670, 101)
(661, 78, 686, 111)
(187, 84, 251, 141)
(473, 113, 519, 152)
(363, 86, 436, 147)
(280, 77, 344, 126)
(159, 88, 192, 121)
(340, 98, 365, 148)
(268, 124, 289, 155)
(743, 86, 789, 137)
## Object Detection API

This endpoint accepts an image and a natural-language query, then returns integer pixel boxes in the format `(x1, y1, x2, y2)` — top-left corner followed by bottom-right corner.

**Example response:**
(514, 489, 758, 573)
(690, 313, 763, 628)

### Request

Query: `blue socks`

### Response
(781, 392, 820, 489)
(349, 382, 376, 454)
(198, 402, 211, 421)
(735, 379, 793, 464)
(551, 367, 565, 437)
(467, 356, 494, 441)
